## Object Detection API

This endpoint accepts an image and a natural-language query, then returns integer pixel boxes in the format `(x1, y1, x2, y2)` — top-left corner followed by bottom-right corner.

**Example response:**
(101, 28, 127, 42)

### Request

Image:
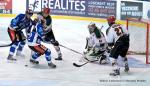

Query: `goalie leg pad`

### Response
(85, 37, 93, 51)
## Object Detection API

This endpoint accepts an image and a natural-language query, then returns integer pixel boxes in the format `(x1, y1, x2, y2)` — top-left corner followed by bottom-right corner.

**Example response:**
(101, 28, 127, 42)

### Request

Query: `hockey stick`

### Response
(73, 51, 107, 67)
(59, 44, 84, 55)
(73, 59, 98, 67)
(0, 41, 15, 47)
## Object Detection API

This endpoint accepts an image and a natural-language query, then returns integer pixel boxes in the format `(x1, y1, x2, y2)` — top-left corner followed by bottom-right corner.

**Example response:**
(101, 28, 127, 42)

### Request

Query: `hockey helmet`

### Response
(88, 22, 96, 28)
(25, 9, 33, 16)
(107, 15, 116, 23)
(43, 8, 50, 14)
(88, 22, 96, 33)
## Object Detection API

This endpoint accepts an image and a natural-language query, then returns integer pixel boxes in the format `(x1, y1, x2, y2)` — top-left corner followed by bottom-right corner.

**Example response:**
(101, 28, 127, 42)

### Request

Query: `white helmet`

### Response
(88, 22, 95, 28)
(88, 22, 96, 33)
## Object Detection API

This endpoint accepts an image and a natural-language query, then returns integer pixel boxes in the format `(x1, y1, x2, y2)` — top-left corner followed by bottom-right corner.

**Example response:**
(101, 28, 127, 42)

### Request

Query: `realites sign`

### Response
(27, 0, 85, 12)
(27, 0, 116, 18)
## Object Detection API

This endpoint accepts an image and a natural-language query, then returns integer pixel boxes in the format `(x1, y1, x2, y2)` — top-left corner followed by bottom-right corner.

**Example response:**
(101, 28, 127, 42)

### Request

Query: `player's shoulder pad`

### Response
(16, 14, 25, 18)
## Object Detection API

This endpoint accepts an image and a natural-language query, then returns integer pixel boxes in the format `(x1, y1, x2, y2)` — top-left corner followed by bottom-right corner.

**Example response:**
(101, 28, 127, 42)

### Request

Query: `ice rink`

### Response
(0, 17, 150, 86)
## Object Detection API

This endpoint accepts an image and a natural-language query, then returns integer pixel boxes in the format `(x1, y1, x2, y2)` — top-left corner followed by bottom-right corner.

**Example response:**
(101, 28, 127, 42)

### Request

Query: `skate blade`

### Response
(48, 66, 56, 69)
(7, 60, 17, 63)
(109, 73, 120, 76)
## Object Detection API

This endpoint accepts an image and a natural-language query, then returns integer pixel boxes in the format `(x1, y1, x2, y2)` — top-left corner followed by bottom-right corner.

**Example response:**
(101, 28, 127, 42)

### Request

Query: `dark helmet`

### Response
(25, 9, 33, 16)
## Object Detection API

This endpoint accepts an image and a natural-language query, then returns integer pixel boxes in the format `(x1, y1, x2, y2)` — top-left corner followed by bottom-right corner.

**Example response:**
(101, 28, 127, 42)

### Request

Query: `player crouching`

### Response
(83, 22, 109, 64)
(27, 18, 56, 68)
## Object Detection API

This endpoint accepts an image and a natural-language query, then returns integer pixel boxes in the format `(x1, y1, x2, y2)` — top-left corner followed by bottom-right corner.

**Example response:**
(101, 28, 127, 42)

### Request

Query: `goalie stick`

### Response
(73, 50, 107, 67)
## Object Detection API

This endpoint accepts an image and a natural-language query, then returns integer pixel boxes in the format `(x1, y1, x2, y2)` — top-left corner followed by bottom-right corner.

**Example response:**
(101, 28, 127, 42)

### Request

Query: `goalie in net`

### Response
(83, 22, 109, 64)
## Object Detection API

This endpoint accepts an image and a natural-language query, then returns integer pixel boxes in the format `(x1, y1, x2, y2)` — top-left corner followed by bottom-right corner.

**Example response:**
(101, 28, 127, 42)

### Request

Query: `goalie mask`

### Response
(88, 22, 96, 33)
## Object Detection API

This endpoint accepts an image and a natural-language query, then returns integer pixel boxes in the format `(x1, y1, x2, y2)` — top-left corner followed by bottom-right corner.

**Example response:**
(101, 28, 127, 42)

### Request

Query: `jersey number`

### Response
(114, 27, 123, 36)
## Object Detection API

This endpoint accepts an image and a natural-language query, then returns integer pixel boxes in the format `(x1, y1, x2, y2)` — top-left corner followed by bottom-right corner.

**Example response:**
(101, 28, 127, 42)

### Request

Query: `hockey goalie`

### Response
(82, 22, 109, 64)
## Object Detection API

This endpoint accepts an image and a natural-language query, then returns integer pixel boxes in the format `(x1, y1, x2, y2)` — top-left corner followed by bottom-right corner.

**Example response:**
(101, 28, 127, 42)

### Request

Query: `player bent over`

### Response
(7, 9, 33, 61)
(84, 22, 108, 64)
(106, 15, 129, 76)
(37, 8, 62, 60)
(27, 18, 56, 68)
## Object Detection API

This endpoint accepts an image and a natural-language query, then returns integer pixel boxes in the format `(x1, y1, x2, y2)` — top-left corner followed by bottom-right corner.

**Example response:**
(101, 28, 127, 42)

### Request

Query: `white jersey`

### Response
(87, 28, 107, 51)
(106, 24, 129, 44)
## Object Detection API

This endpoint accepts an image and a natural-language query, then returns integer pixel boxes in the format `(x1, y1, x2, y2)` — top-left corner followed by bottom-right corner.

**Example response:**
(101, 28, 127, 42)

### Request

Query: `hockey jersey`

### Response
(37, 12, 52, 26)
(27, 22, 44, 46)
(106, 23, 129, 44)
(10, 14, 32, 31)
(88, 27, 107, 51)
(37, 12, 52, 34)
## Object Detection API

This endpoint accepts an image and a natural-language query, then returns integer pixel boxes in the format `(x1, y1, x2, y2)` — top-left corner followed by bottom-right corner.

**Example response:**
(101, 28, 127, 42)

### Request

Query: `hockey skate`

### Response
(110, 68, 120, 76)
(30, 59, 39, 64)
(55, 53, 62, 60)
(48, 62, 56, 68)
(16, 51, 25, 57)
(99, 55, 107, 64)
(7, 54, 17, 61)
(124, 63, 129, 72)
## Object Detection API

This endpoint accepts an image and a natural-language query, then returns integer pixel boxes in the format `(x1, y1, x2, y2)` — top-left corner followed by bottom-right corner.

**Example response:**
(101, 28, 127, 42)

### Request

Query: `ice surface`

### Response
(0, 17, 150, 86)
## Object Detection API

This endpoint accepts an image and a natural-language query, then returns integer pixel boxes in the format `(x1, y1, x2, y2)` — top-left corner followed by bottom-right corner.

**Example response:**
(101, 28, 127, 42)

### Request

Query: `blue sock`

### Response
(9, 41, 19, 55)
(45, 49, 51, 62)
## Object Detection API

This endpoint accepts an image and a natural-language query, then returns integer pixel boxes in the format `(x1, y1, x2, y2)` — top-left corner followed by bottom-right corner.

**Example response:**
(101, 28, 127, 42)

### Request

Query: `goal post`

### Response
(126, 18, 150, 64)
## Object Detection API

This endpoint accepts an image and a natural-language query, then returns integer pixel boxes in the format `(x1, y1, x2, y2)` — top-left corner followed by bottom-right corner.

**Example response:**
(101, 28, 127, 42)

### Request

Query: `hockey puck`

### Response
(25, 65, 28, 67)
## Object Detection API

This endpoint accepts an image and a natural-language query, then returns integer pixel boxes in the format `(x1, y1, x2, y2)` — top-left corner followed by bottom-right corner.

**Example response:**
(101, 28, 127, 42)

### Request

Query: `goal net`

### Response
(127, 18, 150, 64)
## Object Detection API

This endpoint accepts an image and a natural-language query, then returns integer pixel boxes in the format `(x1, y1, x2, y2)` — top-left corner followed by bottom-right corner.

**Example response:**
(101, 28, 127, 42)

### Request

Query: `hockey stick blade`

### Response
(0, 42, 14, 47)
(73, 62, 88, 67)
(73, 59, 98, 67)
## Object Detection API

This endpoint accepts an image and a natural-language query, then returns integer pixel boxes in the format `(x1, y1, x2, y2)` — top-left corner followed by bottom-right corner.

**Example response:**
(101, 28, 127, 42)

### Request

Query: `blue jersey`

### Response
(27, 23, 44, 46)
(10, 14, 32, 31)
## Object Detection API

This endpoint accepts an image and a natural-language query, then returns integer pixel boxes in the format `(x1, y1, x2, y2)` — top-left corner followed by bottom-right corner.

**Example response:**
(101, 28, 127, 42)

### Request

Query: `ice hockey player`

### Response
(84, 22, 108, 64)
(27, 18, 56, 68)
(7, 9, 33, 61)
(36, 8, 62, 60)
(106, 15, 129, 76)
